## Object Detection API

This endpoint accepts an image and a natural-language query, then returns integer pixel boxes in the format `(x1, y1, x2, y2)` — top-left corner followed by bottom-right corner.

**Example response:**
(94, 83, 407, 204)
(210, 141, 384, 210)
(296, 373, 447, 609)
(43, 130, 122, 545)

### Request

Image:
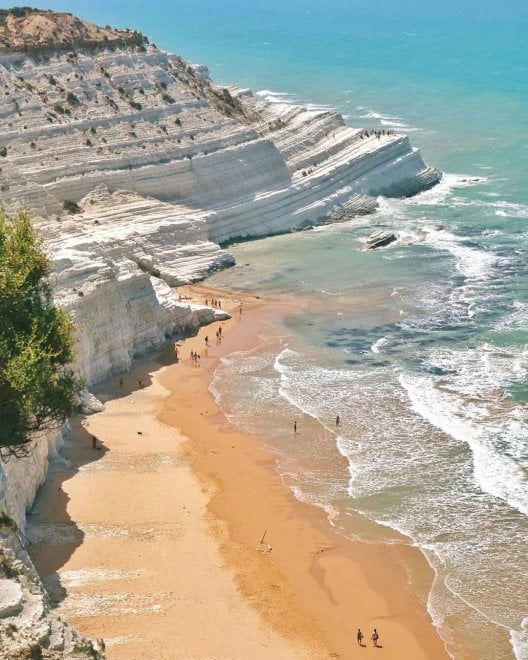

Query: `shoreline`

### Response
(160, 285, 452, 659)
(27, 284, 452, 659)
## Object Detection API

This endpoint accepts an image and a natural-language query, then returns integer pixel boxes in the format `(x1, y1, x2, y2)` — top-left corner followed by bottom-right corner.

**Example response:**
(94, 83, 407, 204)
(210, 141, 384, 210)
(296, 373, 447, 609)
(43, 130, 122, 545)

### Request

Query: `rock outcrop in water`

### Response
(0, 10, 441, 654)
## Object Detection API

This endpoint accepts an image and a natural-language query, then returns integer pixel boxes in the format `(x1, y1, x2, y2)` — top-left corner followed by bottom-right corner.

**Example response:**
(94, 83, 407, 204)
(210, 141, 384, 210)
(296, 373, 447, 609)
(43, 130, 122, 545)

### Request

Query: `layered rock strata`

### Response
(0, 11, 441, 655)
(0, 15, 440, 387)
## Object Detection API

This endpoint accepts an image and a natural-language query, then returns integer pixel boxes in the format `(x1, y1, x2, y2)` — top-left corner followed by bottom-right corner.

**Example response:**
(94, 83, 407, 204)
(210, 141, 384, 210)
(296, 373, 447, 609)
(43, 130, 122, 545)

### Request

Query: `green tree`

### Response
(0, 210, 79, 458)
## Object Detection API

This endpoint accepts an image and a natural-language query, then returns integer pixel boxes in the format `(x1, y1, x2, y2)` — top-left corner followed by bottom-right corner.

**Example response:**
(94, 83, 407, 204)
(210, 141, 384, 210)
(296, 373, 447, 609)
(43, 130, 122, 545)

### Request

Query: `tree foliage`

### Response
(0, 210, 79, 458)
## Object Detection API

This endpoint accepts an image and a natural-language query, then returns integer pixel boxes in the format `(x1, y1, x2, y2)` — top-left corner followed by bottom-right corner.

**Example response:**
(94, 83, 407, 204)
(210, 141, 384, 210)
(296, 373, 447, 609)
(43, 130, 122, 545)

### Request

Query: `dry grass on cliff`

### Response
(0, 8, 145, 53)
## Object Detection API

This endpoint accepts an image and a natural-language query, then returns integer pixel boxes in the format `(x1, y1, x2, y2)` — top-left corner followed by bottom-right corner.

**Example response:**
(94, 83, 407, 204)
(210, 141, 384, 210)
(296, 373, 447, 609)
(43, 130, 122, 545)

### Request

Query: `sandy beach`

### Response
(27, 285, 451, 659)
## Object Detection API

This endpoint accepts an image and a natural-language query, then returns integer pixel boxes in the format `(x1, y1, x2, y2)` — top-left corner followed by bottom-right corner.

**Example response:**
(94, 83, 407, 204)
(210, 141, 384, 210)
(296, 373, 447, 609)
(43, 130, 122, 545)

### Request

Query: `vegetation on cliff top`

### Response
(0, 7, 147, 54)
(0, 210, 79, 458)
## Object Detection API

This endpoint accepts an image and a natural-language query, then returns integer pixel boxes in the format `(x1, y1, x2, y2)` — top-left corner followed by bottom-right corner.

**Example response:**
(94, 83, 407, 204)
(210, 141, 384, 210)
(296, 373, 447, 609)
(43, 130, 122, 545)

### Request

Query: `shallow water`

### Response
(206, 174, 528, 659)
(208, 218, 528, 659)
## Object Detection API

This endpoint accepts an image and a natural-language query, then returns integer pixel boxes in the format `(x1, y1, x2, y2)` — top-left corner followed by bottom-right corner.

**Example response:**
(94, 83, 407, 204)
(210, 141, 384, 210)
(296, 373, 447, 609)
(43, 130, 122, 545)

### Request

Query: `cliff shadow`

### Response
(93, 338, 189, 403)
(26, 420, 108, 607)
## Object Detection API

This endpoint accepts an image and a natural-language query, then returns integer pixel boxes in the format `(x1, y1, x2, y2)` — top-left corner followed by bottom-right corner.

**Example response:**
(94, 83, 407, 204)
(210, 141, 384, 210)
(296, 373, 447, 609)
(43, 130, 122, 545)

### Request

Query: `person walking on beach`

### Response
(336, 414, 340, 426)
(138, 378, 143, 389)
(92, 435, 97, 450)
(371, 628, 379, 647)
(205, 335, 209, 346)
(356, 628, 364, 646)
(293, 420, 297, 434)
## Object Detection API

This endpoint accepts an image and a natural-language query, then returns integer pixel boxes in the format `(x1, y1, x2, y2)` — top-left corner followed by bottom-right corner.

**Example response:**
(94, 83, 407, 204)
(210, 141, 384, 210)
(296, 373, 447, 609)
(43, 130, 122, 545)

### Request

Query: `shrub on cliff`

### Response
(66, 91, 80, 106)
(62, 199, 81, 214)
(0, 211, 80, 458)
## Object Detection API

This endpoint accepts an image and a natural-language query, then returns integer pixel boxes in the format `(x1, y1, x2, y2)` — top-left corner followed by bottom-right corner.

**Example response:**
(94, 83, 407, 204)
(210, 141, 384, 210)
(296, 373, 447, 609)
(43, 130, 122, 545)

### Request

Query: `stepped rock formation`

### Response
(0, 9, 441, 655)
(0, 8, 440, 388)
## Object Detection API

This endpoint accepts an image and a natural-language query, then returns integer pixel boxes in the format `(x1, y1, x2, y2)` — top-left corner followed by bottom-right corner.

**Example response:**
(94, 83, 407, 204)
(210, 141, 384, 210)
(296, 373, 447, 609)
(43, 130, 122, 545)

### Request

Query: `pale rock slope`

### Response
(0, 9, 440, 388)
(0, 9, 441, 656)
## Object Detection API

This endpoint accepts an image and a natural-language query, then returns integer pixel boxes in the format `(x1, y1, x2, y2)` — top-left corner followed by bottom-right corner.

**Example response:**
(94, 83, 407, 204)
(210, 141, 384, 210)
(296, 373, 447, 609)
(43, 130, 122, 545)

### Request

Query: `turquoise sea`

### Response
(12, 1, 528, 657)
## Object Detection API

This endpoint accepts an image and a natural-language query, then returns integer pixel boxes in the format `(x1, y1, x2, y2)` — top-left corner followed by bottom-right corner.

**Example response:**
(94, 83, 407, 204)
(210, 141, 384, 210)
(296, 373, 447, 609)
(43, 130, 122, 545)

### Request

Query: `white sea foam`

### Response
(406, 172, 488, 206)
(354, 107, 419, 131)
(494, 300, 528, 331)
(318, 288, 340, 296)
(494, 201, 528, 219)
(212, 326, 527, 660)
(358, 109, 400, 121)
(380, 118, 407, 127)
(274, 348, 338, 419)
(255, 89, 299, 104)
(371, 336, 388, 353)
(423, 229, 500, 280)
(511, 618, 528, 660)
(305, 102, 336, 113)
(256, 89, 295, 99)
(399, 366, 528, 517)
(256, 89, 336, 114)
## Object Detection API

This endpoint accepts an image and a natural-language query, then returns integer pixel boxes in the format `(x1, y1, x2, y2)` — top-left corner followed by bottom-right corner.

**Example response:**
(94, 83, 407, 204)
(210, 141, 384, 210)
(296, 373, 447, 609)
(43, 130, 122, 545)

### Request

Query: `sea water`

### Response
(18, 0, 528, 657)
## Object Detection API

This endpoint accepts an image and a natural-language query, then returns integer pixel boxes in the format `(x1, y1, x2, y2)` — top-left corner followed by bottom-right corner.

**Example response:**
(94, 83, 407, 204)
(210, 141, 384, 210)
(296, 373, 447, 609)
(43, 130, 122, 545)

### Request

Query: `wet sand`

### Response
(28, 285, 451, 659)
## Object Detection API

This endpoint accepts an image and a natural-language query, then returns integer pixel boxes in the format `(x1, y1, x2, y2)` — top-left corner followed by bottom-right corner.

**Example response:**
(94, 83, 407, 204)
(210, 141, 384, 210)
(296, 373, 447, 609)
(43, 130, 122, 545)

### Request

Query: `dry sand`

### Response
(28, 285, 451, 659)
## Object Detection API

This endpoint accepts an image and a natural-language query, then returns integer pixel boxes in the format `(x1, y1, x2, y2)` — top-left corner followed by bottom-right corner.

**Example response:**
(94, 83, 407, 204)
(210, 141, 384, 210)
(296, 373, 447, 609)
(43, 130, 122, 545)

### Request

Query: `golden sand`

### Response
(28, 285, 450, 659)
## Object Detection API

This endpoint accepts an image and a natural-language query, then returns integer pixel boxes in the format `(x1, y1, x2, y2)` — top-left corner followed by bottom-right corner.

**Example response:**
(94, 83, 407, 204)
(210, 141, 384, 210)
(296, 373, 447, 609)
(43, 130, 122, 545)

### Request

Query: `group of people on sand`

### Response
(205, 326, 223, 347)
(205, 297, 222, 308)
(190, 351, 200, 365)
(356, 627, 380, 647)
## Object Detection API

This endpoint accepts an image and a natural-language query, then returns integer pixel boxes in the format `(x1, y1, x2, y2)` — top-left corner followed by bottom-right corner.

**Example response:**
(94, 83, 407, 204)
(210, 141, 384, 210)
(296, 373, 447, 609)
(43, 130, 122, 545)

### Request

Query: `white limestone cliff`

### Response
(0, 12, 441, 655)
(0, 38, 440, 391)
